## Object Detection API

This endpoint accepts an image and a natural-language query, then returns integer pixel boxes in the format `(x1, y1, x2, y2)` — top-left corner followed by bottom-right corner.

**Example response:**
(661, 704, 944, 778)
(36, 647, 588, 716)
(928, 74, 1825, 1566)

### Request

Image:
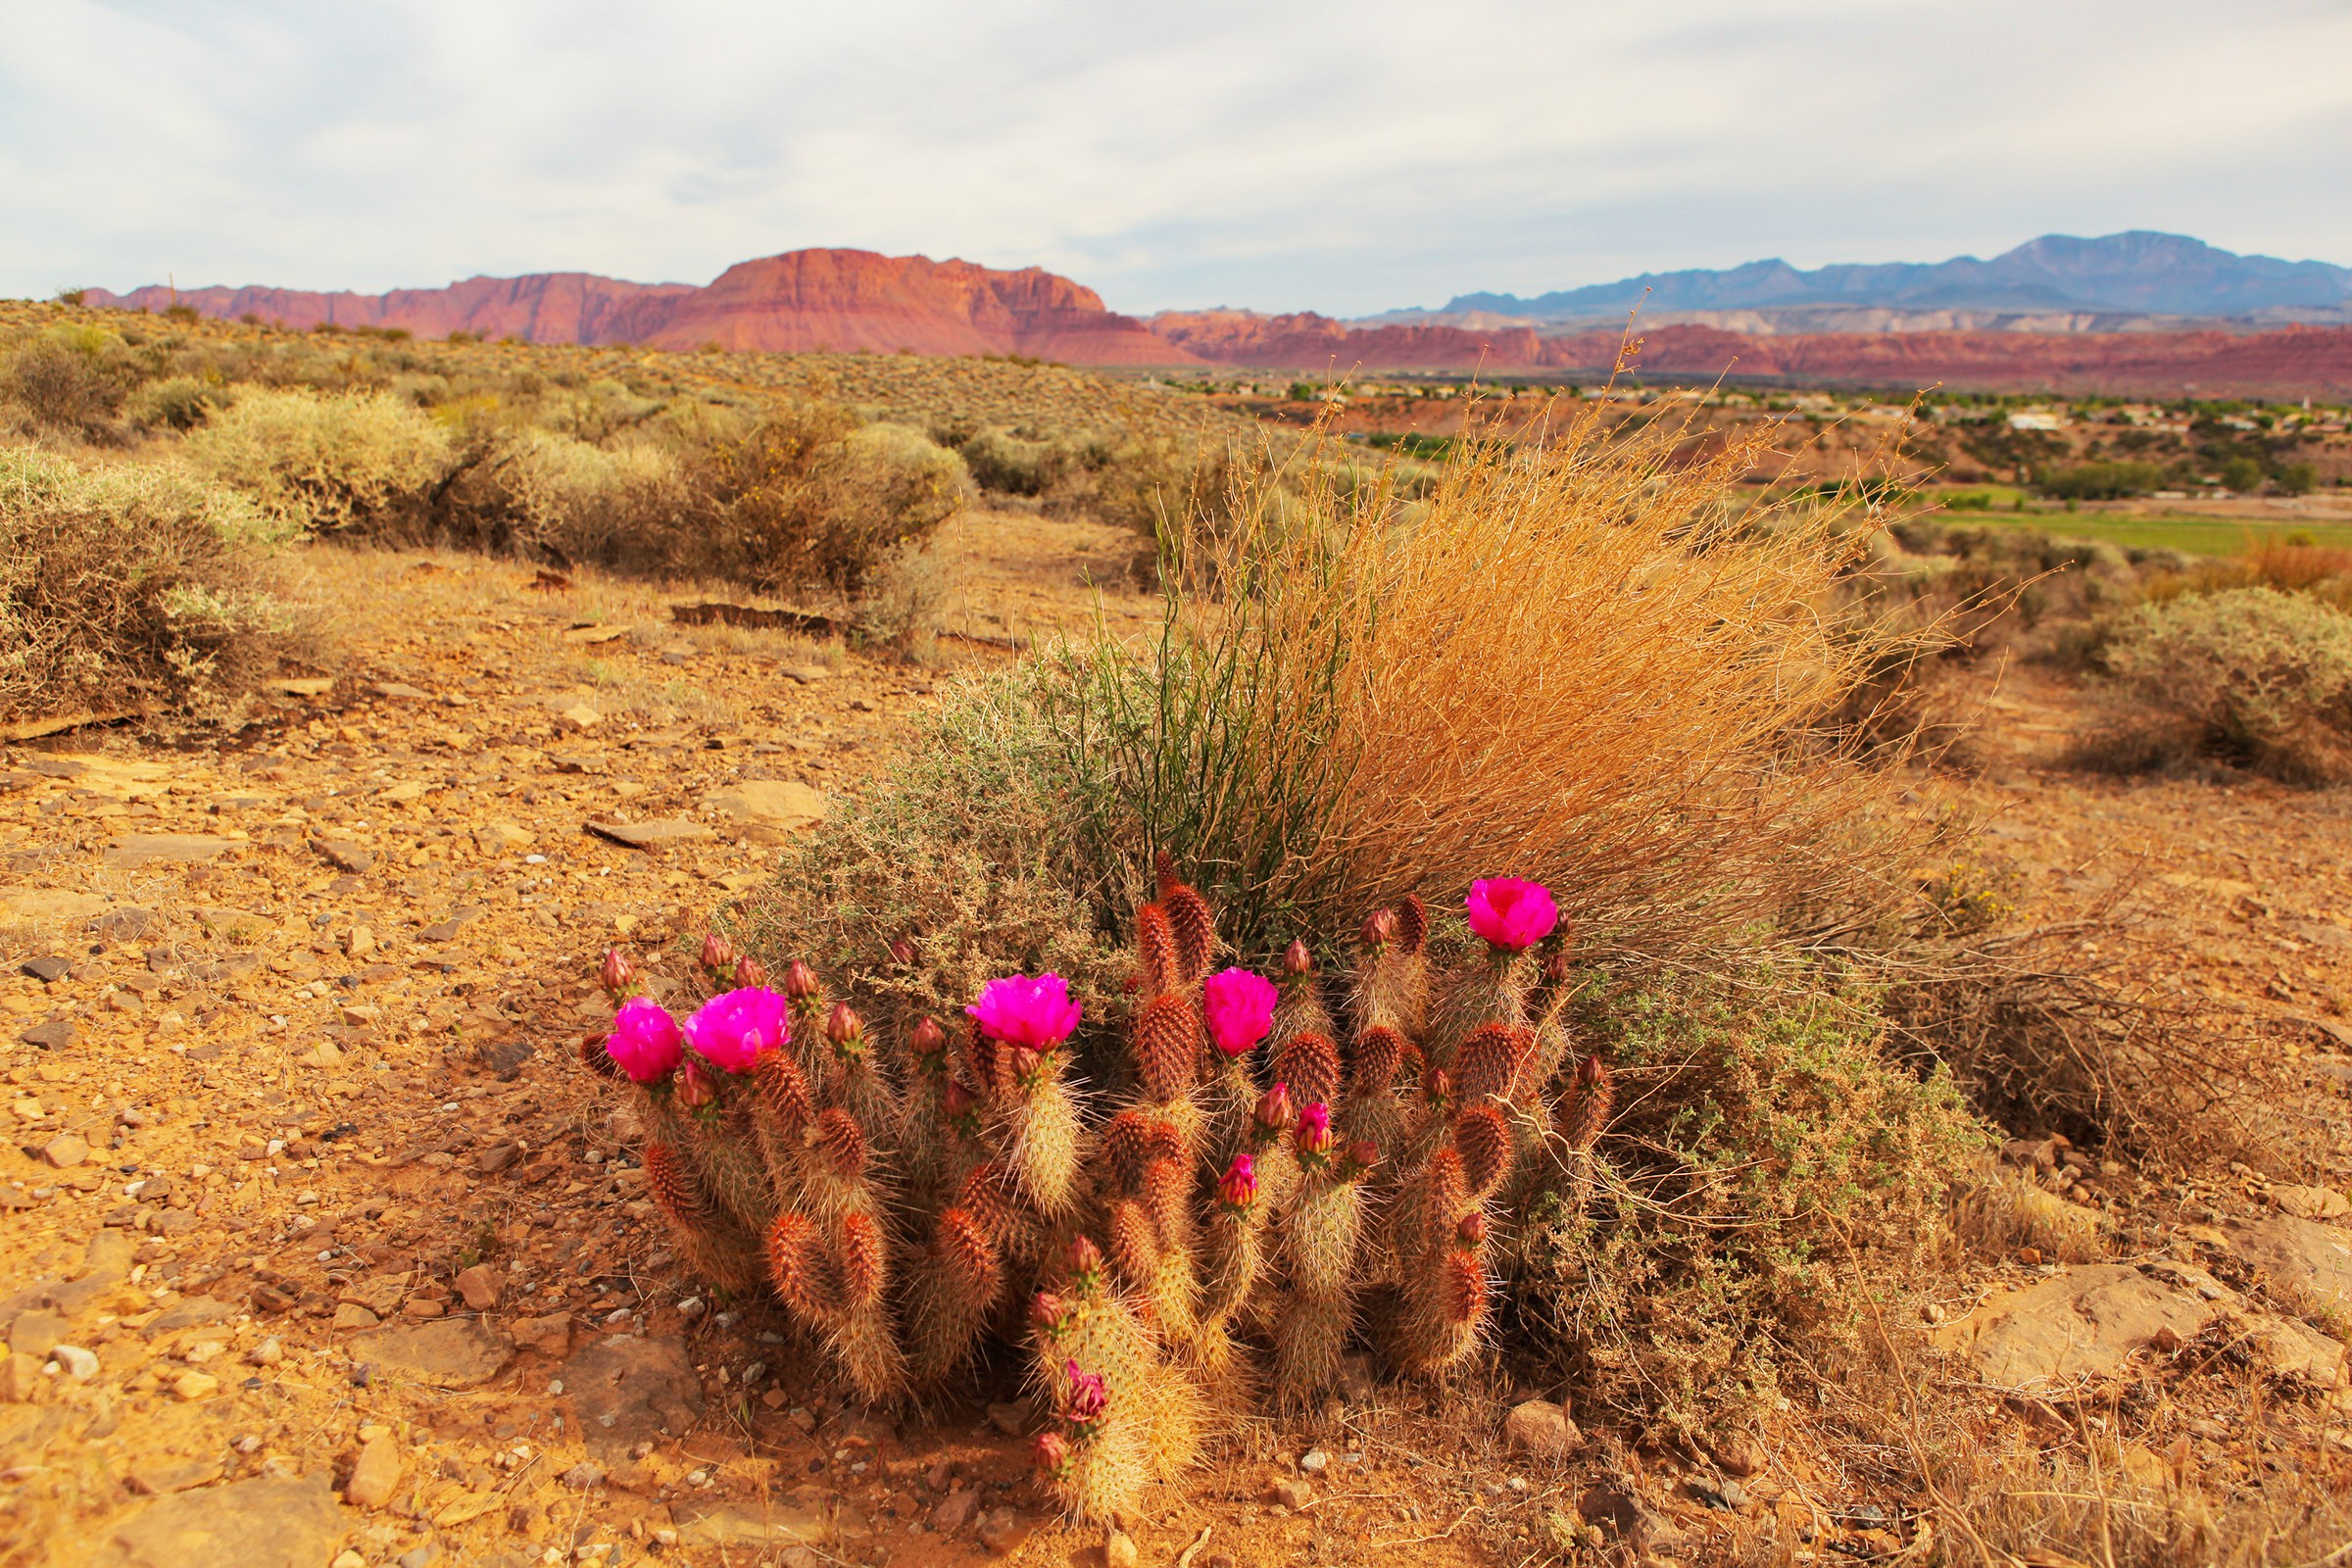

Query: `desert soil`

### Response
(2, 514, 2350, 1568)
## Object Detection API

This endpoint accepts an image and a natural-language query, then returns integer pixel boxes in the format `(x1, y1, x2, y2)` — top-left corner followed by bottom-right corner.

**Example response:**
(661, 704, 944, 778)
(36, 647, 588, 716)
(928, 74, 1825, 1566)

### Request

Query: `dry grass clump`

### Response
(2080, 587, 2352, 784)
(0, 445, 296, 720)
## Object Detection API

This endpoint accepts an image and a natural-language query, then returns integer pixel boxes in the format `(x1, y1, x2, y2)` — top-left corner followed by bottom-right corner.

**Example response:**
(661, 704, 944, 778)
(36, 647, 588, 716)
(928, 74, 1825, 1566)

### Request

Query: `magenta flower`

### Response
(604, 998, 683, 1084)
(1465, 877, 1558, 951)
(1296, 1101, 1334, 1157)
(965, 972, 1082, 1051)
(1217, 1152, 1257, 1209)
(1062, 1361, 1108, 1426)
(684, 986, 789, 1073)
(1202, 967, 1279, 1057)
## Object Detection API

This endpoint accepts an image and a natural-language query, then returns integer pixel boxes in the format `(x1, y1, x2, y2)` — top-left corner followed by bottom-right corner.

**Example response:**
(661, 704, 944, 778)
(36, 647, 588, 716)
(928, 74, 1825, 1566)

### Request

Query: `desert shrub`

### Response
(188, 386, 455, 537)
(2092, 587, 2352, 782)
(125, 374, 224, 432)
(0, 446, 293, 719)
(3, 324, 144, 435)
(442, 428, 687, 560)
(958, 424, 1070, 495)
(2038, 459, 2169, 500)
(1522, 963, 1982, 1436)
(2140, 540, 2352, 613)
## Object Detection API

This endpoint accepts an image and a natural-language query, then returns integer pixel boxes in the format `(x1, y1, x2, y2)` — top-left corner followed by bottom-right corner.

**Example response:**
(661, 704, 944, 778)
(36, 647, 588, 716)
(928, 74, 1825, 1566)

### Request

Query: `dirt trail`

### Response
(3, 533, 2350, 1568)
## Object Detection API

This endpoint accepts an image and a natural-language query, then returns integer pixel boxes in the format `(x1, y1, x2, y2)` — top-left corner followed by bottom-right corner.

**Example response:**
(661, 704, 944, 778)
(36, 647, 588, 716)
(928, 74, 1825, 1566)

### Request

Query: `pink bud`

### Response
(1030, 1292, 1067, 1335)
(1252, 1082, 1296, 1137)
(1456, 1211, 1489, 1248)
(598, 948, 635, 998)
(1282, 938, 1313, 977)
(733, 954, 768, 990)
(1360, 907, 1398, 949)
(889, 938, 917, 966)
(677, 1059, 714, 1107)
(699, 932, 736, 974)
(1544, 950, 1570, 985)
(1348, 1139, 1379, 1174)
(1068, 1236, 1104, 1283)
(944, 1079, 980, 1121)
(1296, 1101, 1334, 1157)
(827, 1003, 864, 1054)
(1061, 1362, 1107, 1426)
(911, 1015, 948, 1058)
(1033, 1430, 1071, 1473)
(783, 959, 821, 1001)
(1217, 1153, 1257, 1209)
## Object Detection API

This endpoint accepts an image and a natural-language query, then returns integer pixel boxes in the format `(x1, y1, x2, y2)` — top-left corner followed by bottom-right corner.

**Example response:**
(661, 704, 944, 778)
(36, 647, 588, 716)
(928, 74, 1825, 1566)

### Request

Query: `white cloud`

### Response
(2, 0, 2346, 313)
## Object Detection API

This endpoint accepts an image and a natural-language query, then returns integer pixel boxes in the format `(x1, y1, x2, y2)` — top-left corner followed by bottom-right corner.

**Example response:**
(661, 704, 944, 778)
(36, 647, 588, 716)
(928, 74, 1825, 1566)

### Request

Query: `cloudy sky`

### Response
(5, 0, 2349, 315)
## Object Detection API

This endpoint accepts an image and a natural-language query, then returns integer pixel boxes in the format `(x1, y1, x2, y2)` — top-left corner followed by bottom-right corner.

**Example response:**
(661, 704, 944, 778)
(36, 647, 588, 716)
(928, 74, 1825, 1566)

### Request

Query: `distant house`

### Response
(2006, 411, 2064, 432)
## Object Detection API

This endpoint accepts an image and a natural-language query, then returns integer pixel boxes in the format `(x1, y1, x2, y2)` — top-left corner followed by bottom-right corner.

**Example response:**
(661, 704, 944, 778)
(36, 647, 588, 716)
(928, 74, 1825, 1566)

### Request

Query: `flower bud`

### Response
(1347, 1139, 1379, 1174)
(1359, 907, 1398, 950)
(1067, 1235, 1105, 1286)
(1216, 1153, 1257, 1210)
(1252, 1082, 1296, 1138)
(889, 938, 917, 966)
(1030, 1291, 1067, 1335)
(944, 1079, 980, 1122)
(1006, 1045, 1041, 1084)
(1296, 1101, 1334, 1158)
(827, 1002, 864, 1054)
(598, 948, 636, 998)
(1455, 1210, 1489, 1248)
(733, 954, 768, 990)
(783, 959, 821, 1001)
(699, 931, 736, 974)
(1282, 938, 1313, 977)
(1061, 1362, 1107, 1426)
(677, 1059, 715, 1107)
(1033, 1430, 1072, 1474)
(1422, 1063, 1452, 1108)
(1544, 950, 1571, 986)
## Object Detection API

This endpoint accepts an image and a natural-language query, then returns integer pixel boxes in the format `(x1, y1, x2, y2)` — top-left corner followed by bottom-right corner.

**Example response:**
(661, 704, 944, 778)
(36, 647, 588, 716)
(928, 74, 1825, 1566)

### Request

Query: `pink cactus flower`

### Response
(1296, 1101, 1334, 1156)
(1062, 1361, 1108, 1426)
(1217, 1153, 1257, 1209)
(1202, 967, 1279, 1057)
(604, 997, 682, 1084)
(1465, 877, 1558, 951)
(965, 973, 1082, 1050)
(684, 987, 789, 1073)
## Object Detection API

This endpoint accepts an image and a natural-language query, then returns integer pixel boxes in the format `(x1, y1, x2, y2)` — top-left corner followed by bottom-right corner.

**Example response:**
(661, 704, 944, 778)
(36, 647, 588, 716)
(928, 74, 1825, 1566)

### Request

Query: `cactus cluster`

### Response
(589, 859, 1612, 1521)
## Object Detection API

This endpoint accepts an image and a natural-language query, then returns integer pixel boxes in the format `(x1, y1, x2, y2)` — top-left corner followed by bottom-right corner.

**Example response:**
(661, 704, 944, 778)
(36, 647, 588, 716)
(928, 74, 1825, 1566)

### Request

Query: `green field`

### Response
(1933, 513, 2352, 557)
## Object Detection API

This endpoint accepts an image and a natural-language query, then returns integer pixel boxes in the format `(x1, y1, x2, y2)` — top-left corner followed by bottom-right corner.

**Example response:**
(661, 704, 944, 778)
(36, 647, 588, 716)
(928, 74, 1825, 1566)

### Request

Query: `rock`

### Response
(350, 1318, 514, 1389)
(1269, 1477, 1312, 1509)
(987, 1400, 1028, 1437)
(105, 834, 232, 868)
(54, 1345, 99, 1380)
(1298, 1447, 1330, 1474)
(475, 1143, 522, 1175)
(332, 1303, 381, 1331)
(2223, 1214, 2352, 1313)
(247, 1338, 283, 1366)
(173, 1370, 220, 1400)
(40, 1134, 89, 1168)
(193, 907, 271, 939)
(372, 681, 431, 700)
(513, 1312, 573, 1356)
(89, 1474, 345, 1568)
(344, 1435, 404, 1508)
(933, 1490, 978, 1532)
(474, 822, 534, 854)
(561, 1335, 705, 1459)
(779, 664, 832, 684)
(317, 840, 374, 874)
(977, 1507, 1032, 1555)
(1503, 1398, 1580, 1458)
(559, 704, 604, 731)
(268, 677, 335, 697)
(7, 1309, 68, 1358)
(1581, 1485, 1681, 1554)
(703, 781, 829, 833)
(673, 1500, 830, 1547)
(1708, 1434, 1766, 1477)
(2238, 1312, 2349, 1388)
(2271, 1184, 2352, 1222)
(561, 1461, 606, 1490)
(20, 956, 69, 982)
(0, 888, 108, 923)
(453, 1264, 500, 1310)
(147, 1297, 232, 1336)
(345, 925, 376, 957)
(1104, 1529, 1139, 1568)
(561, 625, 630, 646)
(1935, 1262, 2235, 1392)
(19, 1017, 74, 1051)
(585, 817, 714, 851)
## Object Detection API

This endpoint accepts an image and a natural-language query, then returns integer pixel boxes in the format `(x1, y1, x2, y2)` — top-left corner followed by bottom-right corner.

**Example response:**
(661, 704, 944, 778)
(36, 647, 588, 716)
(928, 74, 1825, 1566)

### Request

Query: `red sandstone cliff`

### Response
(87, 249, 1191, 365)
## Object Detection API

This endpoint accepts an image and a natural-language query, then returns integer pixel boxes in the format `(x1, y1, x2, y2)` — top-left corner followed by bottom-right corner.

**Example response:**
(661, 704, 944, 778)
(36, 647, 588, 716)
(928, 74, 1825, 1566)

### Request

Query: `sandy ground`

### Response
(2, 516, 2350, 1568)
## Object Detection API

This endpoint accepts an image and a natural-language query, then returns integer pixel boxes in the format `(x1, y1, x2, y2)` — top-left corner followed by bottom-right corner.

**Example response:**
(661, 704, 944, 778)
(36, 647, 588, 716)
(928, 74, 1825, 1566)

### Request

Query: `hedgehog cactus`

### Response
(595, 860, 1611, 1523)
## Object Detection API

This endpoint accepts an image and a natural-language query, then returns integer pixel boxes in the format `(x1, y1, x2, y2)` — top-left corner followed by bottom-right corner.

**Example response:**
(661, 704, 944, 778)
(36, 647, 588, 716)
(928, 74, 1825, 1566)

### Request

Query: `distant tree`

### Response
(2276, 462, 2318, 496)
(2220, 456, 2263, 492)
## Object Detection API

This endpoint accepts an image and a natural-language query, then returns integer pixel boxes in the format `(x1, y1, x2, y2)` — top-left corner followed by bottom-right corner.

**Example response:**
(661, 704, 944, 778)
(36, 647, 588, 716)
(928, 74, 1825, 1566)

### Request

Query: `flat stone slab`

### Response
(105, 834, 233, 868)
(1936, 1261, 2235, 1392)
(2224, 1213, 2352, 1313)
(350, 1317, 514, 1389)
(673, 1500, 831, 1548)
(562, 1334, 705, 1459)
(585, 817, 714, 851)
(89, 1474, 345, 1568)
(0, 888, 113, 924)
(703, 780, 828, 831)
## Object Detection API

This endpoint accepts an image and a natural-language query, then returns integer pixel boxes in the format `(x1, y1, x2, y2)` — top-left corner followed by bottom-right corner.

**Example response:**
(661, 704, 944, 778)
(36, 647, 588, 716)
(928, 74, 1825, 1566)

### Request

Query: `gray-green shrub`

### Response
(187, 386, 455, 537)
(2098, 586, 2352, 781)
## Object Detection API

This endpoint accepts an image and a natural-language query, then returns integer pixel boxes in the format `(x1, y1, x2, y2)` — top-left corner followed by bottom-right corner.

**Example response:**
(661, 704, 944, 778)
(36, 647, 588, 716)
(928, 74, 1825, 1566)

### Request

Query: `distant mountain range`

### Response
(72, 233, 2352, 396)
(1381, 232, 2352, 328)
